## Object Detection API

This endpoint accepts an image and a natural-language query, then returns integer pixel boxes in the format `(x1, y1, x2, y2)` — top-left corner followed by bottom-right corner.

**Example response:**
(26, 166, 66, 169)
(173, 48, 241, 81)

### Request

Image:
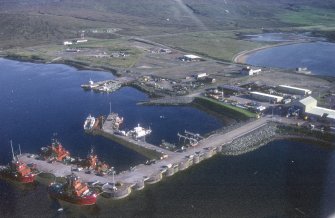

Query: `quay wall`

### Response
(93, 129, 162, 160)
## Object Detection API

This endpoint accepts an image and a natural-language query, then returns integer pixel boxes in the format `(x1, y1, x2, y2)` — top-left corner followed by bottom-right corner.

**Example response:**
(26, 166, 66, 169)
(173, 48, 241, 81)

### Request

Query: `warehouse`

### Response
(277, 85, 312, 95)
(294, 96, 335, 122)
(250, 91, 283, 103)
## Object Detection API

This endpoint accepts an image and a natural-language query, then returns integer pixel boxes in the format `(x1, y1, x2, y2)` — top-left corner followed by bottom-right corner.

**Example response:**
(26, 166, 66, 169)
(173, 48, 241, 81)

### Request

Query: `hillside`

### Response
(0, 0, 334, 48)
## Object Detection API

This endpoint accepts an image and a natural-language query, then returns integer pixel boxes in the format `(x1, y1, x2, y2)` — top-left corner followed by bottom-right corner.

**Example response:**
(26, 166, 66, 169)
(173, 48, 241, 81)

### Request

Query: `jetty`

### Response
(81, 77, 134, 93)
(17, 116, 284, 199)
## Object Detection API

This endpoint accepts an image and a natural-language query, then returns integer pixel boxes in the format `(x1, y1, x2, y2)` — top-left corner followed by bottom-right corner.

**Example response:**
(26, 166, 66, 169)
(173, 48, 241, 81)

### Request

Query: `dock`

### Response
(81, 77, 134, 93)
(18, 116, 274, 199)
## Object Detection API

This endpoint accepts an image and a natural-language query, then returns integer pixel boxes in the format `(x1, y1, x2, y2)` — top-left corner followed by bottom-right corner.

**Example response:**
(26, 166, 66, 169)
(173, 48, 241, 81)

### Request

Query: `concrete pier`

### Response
(193, 155, 200, 164)
(19, 117, 280, 200)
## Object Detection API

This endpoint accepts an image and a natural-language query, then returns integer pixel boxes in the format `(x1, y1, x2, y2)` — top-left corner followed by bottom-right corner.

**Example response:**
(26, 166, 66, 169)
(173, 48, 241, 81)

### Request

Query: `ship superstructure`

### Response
(127, 124, 152, 139)
(79, 149, 112, 175)
(40, 139, 70, 162)
(0, 141, 37, 183)
(48, 173, 97, 205)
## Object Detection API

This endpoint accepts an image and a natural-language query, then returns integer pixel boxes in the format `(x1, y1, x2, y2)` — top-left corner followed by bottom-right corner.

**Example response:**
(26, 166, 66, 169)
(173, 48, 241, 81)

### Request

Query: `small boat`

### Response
(48, 173, 97, 205)
(0, 141, 37, 183)
(84, 114, 96, 130)
(127, 124, 152, 139)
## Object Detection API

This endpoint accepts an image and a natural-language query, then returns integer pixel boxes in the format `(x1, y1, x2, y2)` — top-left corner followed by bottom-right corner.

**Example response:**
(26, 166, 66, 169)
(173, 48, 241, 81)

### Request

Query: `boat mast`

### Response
(18, 144, 22, 155)
(10, 140, 15, 161)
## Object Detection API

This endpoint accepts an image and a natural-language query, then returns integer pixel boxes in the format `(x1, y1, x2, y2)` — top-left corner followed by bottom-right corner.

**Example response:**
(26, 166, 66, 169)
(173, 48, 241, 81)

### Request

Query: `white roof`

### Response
(279, 85, 311, 93)
(184, 54, 201, 59)
(299, 96, 317, 106)
(307, 106, 335, 120)
(250, 91, 283, 100)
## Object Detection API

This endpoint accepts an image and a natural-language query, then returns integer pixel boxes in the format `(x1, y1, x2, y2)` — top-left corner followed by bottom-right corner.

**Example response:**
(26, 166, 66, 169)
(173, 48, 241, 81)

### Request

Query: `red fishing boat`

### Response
(48, 174, 97, 205)
(79, 148, 112, 175)
(0, 141, 36, 183)
(40, 138, 70, 162)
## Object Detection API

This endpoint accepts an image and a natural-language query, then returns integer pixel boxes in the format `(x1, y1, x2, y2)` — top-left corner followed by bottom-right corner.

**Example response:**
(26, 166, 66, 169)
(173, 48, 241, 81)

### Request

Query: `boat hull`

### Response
(48, 186, 97, 205)
(0, 170, 36, 183)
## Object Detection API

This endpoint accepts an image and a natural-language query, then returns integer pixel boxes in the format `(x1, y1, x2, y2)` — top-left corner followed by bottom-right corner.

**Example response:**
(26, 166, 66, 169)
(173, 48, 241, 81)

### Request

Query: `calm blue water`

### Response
(1, 140, 334, 217)
(0, 58, 223, 168)
(246, 42, 335, 76)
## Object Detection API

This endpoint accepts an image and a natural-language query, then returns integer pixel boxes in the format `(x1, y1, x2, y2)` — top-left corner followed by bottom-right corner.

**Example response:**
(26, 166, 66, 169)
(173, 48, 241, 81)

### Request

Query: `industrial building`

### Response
(277, 85, 312, 95)
(294, 96, 335, 122)
(250, 91, 283, 103)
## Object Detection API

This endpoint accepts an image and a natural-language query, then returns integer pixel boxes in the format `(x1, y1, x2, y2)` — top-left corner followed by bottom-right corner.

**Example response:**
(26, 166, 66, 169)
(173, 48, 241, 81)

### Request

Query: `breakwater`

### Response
(222, 123, 277, 156)
(19, 117, 272, 200)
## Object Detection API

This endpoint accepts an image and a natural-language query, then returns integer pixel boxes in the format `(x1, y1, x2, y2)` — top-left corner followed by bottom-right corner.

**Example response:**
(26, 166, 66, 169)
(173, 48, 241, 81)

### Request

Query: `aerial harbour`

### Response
(1, 1, 335, 216)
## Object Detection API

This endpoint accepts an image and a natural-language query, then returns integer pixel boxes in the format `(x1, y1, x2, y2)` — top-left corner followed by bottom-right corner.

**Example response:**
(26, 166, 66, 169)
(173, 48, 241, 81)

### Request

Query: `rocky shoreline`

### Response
(222, 122, 277, 156)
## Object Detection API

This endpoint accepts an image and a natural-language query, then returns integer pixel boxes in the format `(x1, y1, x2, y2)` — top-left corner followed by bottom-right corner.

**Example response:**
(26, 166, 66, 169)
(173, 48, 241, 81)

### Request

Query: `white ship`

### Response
(84, 114, 96, 130)
(127, 124, 152, 139)
(81, 79, 99, 90)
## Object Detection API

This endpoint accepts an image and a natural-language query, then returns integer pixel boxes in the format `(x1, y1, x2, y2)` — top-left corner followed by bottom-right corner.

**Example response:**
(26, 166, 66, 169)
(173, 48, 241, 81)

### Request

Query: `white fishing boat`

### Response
(84, 114, 96, 130)
(127, 124, 152, 139)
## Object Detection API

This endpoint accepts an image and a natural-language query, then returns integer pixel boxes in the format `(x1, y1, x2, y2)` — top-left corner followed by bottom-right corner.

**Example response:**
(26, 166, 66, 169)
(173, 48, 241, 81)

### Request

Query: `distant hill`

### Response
(0, 0, 334, 48)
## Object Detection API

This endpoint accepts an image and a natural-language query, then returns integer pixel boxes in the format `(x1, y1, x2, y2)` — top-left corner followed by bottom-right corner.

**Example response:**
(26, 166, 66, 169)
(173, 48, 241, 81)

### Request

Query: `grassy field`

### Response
(151, 31, 270, 62)
(72, 39, 143, 68)
(278, 7, 335, 27)
(1, 0, 335, 48)
(3, 38, 144, 69)
(193, 97, 256, 121)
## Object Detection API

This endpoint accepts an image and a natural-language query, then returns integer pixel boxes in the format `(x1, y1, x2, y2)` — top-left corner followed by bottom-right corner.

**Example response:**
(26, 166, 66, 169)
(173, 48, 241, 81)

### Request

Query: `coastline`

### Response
(232, 40, 312, 64)
(0, 55, 119, 76)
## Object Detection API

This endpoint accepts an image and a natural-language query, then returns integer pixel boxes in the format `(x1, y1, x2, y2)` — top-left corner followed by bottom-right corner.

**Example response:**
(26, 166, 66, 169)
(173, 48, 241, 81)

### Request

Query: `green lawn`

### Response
(151, 31, 270, 62)
(278, 7, 335, 27)
(194, 97, 256, 120)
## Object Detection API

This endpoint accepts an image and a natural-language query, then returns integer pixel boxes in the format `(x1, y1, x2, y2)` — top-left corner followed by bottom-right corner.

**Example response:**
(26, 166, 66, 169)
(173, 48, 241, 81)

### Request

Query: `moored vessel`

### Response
(127, 124, 152, 139)
(48, 173, 97, 205)
(84, 114, 96, 131)
(0, 141, 37, 183)
(40, 138, 70, 162)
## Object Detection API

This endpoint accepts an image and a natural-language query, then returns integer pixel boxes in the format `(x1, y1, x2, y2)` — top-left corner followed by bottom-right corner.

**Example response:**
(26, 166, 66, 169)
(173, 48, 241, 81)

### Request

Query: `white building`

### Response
(277, 85, 312, 95)
(240, 66, 262, 76)
(294, 96, 335, 122)
(76, 39, 88, 43)
(195, 73, 207, 79)
(181, 54, 202, 62)
(63, 41, 73, 45)
(250, 91, 283, 103)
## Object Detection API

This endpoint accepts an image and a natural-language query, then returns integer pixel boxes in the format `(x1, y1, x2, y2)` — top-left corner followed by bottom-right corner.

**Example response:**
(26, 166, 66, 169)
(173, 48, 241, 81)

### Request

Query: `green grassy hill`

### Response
(0, 0, 334, 48)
